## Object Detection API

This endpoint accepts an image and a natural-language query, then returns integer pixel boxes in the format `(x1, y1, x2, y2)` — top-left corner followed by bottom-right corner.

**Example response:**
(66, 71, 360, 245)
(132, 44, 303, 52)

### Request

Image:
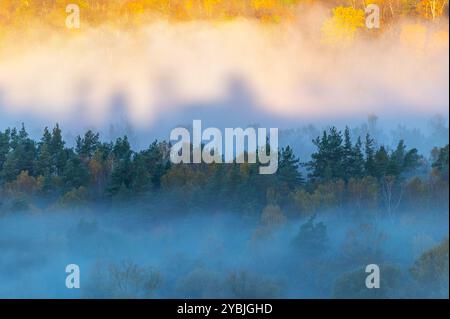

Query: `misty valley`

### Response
(0, 207, 448, 298)
(0, 0, 449, 305)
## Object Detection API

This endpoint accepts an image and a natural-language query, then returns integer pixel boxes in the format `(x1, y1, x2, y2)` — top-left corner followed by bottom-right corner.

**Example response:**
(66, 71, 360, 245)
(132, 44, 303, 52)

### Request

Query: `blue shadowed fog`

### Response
(0, 208, 448, 298)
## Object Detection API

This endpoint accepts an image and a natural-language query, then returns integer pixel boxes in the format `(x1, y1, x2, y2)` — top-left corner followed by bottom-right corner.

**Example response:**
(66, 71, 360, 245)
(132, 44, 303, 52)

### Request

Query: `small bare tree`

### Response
(380, 175, 404, 219)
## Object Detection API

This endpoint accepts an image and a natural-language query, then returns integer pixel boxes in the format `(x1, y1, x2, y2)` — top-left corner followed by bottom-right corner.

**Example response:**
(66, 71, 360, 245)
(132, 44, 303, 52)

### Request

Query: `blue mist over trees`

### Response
(0, 122, 448, 298)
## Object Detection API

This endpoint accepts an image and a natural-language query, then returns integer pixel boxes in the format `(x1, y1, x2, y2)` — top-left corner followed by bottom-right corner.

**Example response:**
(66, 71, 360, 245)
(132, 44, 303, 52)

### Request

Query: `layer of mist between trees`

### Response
(0, 121, 448, 298)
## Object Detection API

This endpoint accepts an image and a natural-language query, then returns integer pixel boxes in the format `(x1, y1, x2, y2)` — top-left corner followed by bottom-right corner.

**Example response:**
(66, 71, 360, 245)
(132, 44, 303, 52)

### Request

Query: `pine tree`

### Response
(308, 127, 344, 182)
(403, 148, 420, 175)
(50, 124, 67, 176)
(327, 127, 344, 180)
(308, 130, 329, 182)
(374, 146, 389, 178)
(138, 140, 172, 189)
(62, 150, 89, 192)
(35, 127, 52, 177)
(0, 128, 10, 174)
(131, 153, 151, 193)
(342, 126, 353, 181)
(364, 133, 376, 177)
(351, 136, 365, 178)
(1, 124, 36, 181)
(432, 144, 449, 180)
(76, 130, 101, 161)
(9, 128, 18, 150)
(278, 145, 304, 190)
(108, 136, 133, 196)
(388, 140, 420, 178)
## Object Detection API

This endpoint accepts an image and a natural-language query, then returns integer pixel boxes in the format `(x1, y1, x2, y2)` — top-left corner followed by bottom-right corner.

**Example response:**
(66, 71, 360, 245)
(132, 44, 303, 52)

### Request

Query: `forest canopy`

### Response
(0, 123, 448, 217)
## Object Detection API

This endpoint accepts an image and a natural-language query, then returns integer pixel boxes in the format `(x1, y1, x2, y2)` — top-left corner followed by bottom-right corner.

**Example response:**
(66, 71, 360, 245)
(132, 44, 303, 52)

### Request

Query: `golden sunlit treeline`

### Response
(6, 0, 302, 31)
(0, 1, 448, 47)
(3, 0, 308, 46)
(0, 0, 448, 30)
(0, 1, 447, 54)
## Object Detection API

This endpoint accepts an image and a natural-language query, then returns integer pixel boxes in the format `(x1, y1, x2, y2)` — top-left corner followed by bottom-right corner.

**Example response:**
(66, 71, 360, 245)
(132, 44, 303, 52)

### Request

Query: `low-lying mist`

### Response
(0, 207, 448, 298)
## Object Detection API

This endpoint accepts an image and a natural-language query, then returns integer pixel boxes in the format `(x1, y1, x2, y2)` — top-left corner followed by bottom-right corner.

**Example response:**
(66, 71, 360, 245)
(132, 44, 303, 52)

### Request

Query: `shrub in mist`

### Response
(226, 270, 281, 299)
(57, 187, 89, 209)
(83, 260, 161, 298)
(176, 267, 224, 298)
(10, 196, 31, 212)
(333, 264, 402, 299)
(410, 238, 449, 298)
(341, 223, 387, 266)
(292, 214, 328, 256)
(252, 204, 287, 242)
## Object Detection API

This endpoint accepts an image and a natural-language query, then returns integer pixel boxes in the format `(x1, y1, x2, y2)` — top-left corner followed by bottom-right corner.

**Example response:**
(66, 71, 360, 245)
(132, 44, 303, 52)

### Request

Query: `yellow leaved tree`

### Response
(321, 6, 365, 47)
(417, 0, 449, 20)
